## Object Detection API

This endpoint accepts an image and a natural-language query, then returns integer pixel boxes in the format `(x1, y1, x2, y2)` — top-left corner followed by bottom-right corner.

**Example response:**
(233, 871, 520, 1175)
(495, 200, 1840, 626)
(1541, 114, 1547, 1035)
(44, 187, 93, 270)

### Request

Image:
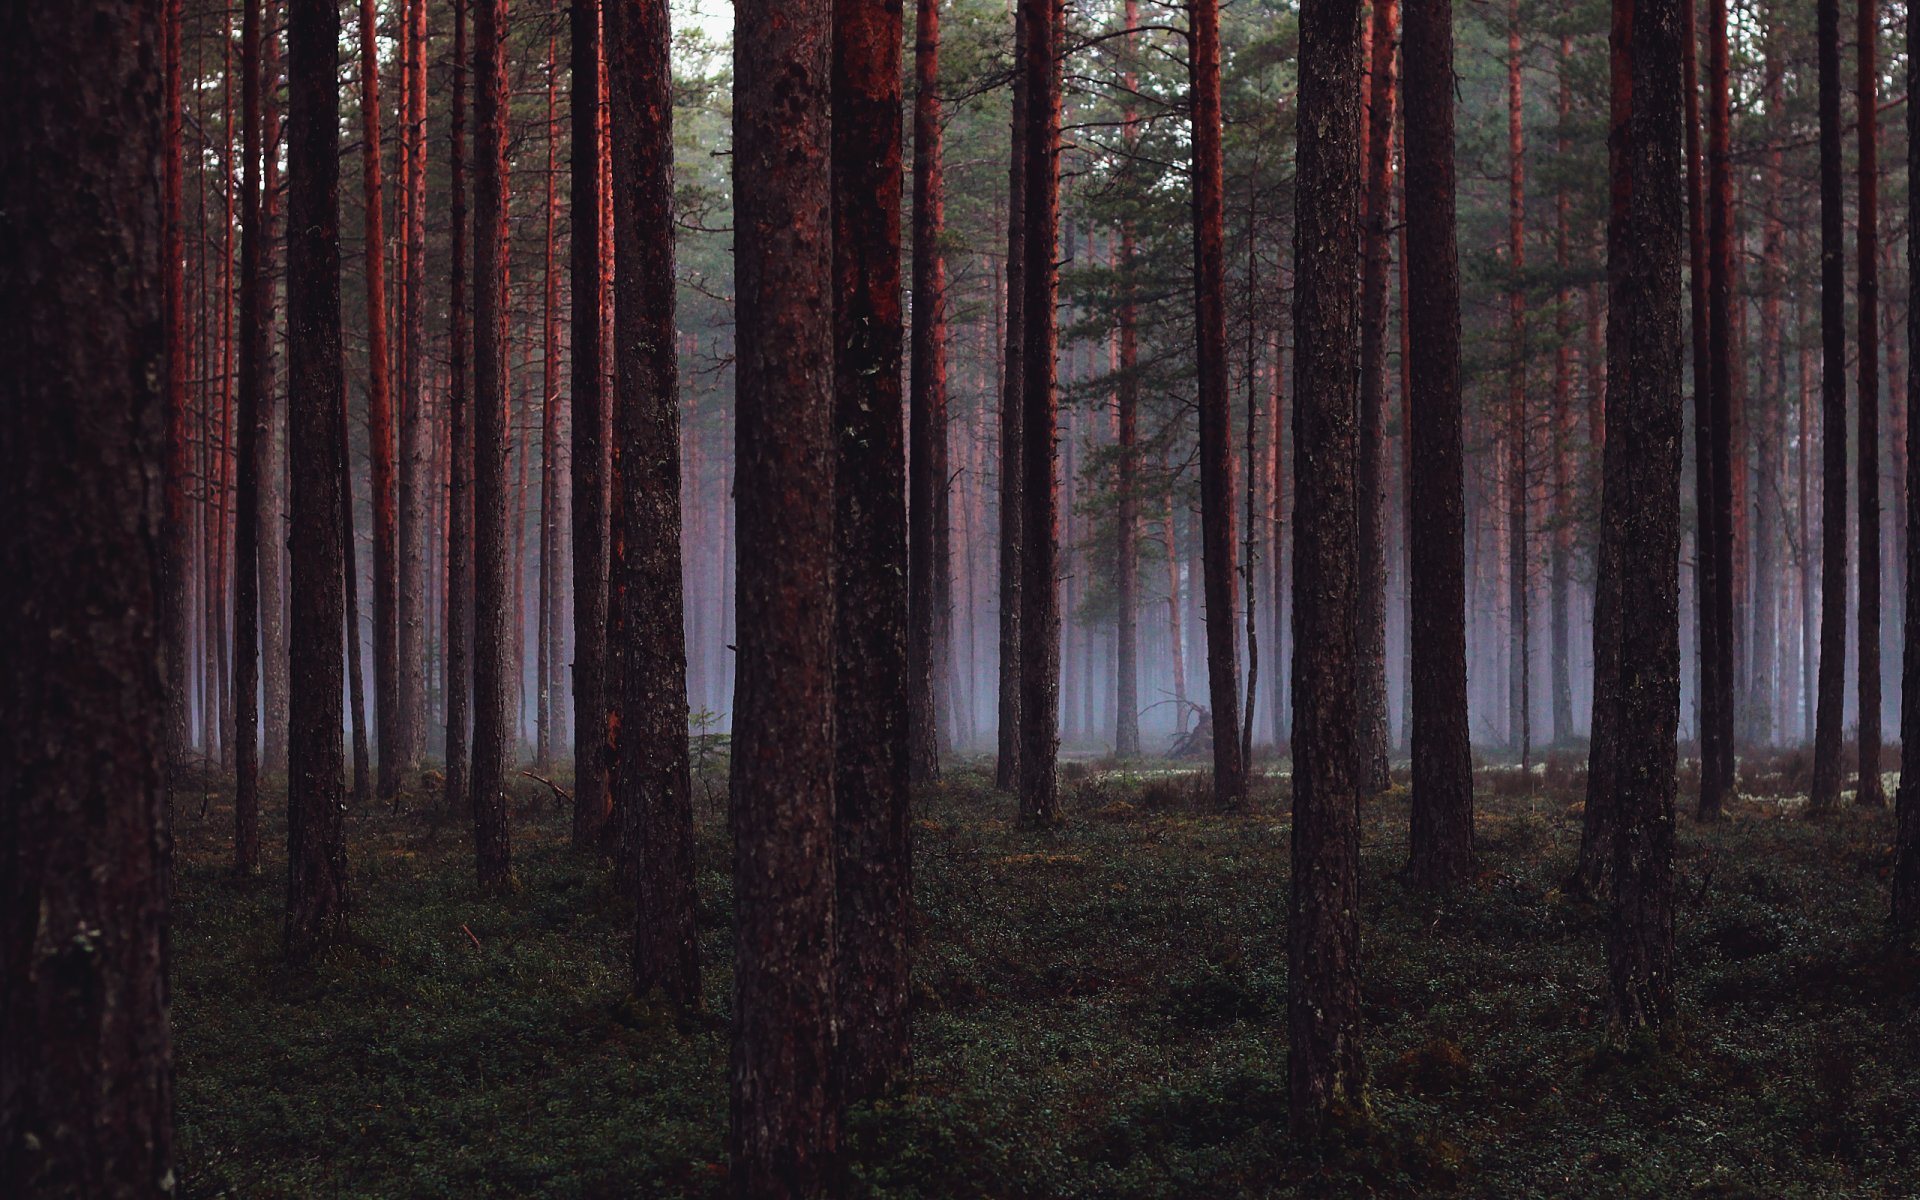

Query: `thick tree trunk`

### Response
(445, 0, 472, 818)
(995, 4, 1027, 790)
(1189, 0, 1246, 807)
(234, 0, 268, 874)
(730, 0, 839, 1189)
(1017, 0, 1061, 826)
(1854, 0, 1884, 808)
(470, 0, 514, 888)
(1604, 0, 1683, 1036)
(571, 0, 608, 845)
(832, 0, 911, 1103)
(286, 0, 352, 960)
(359, 0, 401, 802)
(1289, 0, 1367, 1132)
(908, 0, 949, 783)
(1403, 0, 1473, 889)
(606, 0, 698, 1008)
(1354, 0, 1397, 793)
(1898, 0, 1920, 928)
(0, 5, 175, 1188)
(1809, 0, 1848, 812)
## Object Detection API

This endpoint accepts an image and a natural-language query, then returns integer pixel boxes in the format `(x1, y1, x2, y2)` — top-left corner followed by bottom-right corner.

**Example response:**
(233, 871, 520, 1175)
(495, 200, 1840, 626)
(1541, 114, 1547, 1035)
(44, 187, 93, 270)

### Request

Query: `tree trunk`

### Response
(1354, 0, 1397, 793)
(164, 0, 193, 772)
(445, 0, 472, 818)
(908, 0, 949, 784)
(995, 4, 1027, 789)
(1113, 5, 1141, 759)
(537, 28, 559, 773)
(470, 0, 514, 888)
(605, 0, 698, 1008)
(0, 5, 175, 1187)
(398, 0, 430, 774)
(260, 15, 289, 776)
(1506, 0, 1531, 769)
(1550, 37, 1575, 746)
(1403, 0, 1473, 889)
(730, 0, 839, 1189)
(1018, 0, 1061, 826)
(1703, 0, 1737, 817)
(359, 0, 401, 803)
(1289, 0, 1367, 1132)
(571, 0, 608, 845)
(286, 0, 352, 959)
(1898, 0, 1920, 928)
(1684, 0, 1725, 816)
(1190, 0, 1246, 807)
(1751, 26, 1785, 752)
(1604, 0, 1684, 1035)
(235, 0, 268, 874)
(1854, 0, 1884, 808)
(832, 0, 911, 1103)
(1809, 0, 1848, 812)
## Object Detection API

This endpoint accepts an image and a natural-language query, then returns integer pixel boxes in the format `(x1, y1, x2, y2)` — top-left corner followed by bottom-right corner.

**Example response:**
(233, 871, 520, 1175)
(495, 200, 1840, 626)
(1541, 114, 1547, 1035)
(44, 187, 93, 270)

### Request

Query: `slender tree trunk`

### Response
(1354, 0, 1397, 792)
(260, 15, 289, 776)
(1289, 0, 1367, 1132)
(399, 0, 430, 773)
(286, 0, 352, 959)
(1855, 0, 1884, 807)
(1550, 37, 1576, 745)
(0, 6, 175, 1189)
(164, 0, 193, 771)
(536, 28, 559, 772)
(470, 0, 514, 888)
(1605, 0, 1684, 1035)
(908, 0, 949, 783)
(1506, 0, 1531, 769)
(1166, 455, 1189, 735)
(1018, 0, 1061, 826)
(1751, 25, 1785, 751)
(359, 0, 401, 802)
(1403, 0, 1473, 887)
(445, 0, 472, 817)
(341, 342, 372, 808)
(1702, 0, 1736, 817)
(1684, 0, 1725, 815)
(1896, 0, 1920, 926)
(571, 0, 608, 844)
(235, 0, 268, 874)
(995, 4, 1028, 789)
(1810, 0, 1848, 812)
(730, 0, 839, 1189)
(1191, 0, 1245, 805)
(832, 0, 910, 1102)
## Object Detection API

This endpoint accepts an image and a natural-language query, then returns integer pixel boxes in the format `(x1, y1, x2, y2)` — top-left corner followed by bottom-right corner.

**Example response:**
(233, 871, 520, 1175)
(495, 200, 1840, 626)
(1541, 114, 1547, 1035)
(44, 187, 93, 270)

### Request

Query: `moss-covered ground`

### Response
(171, 755, 1920, 1197)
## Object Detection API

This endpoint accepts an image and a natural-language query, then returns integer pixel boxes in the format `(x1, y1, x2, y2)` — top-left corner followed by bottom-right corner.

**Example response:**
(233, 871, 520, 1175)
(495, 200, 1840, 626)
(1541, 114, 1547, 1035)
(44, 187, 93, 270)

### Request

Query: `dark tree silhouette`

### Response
(1289, 0, 1367, 1132)
(996, 1, 1028, 790)
(164, 0, 193, 769)
(1899, 0, 1920, 929)
(286, 0, 352, 960)
(1190, 0, 1246, 809)
(1114, 0, 1141, 758)
(234, 0, 269, 875)
(1403, 0, 1473, 888)
(1604, 0, 1684, 1035)
(606, 0, 698, 1008)
(730, 0, 840, 1189)
(908, 0, 950, 784)
(1854, 0, 1884, 809)
(0, 4, 175, 1189)
(1809, 0, 1847, 812)
(445, 0, 472, 817)
(833, 0, 911, 1104)
(470, 0, 514, 889)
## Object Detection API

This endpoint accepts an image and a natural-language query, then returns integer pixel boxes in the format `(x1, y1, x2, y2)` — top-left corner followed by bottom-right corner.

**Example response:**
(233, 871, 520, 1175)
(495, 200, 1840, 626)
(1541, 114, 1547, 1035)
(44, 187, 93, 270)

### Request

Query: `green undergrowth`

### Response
(171, 758, 1920, 1197)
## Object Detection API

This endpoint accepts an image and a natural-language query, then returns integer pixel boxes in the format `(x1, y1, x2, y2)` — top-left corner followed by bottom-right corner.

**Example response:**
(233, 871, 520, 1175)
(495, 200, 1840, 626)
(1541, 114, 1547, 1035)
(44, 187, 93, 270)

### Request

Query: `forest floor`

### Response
(171, 751, 1920, 1198)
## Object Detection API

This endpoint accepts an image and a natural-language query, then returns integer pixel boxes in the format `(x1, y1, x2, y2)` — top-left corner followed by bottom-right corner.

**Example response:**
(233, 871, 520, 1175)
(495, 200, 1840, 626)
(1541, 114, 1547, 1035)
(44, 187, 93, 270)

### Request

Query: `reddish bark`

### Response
(1505, 0, 1530, 767)
(571, 0, 608, 845)
(1354, 0, 1397, 792)
(398, 0, 430, 771)
(1191, 0, 1246, 807)
(908, 0, 950, 783)
(0, 5, 175, 1189)
(832, 0, 911, 1103)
